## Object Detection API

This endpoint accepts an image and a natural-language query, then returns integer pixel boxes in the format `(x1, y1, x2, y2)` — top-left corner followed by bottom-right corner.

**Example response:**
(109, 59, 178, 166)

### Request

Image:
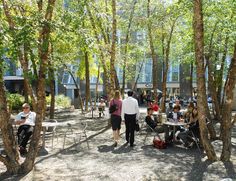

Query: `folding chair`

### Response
(187, 130, 201, 153)
(44, 119, 58, 149)
(143, 123, 161, 144)
(63, 122, 89, 150)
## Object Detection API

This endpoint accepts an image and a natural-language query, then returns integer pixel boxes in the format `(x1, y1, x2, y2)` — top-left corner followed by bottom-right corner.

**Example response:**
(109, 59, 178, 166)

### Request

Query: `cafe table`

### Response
(163, 120, 186, 141)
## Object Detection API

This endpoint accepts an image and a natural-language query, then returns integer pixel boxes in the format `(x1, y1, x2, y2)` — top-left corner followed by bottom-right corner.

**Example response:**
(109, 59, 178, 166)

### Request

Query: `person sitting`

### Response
(183, 102, 195, 122)
(173, 99, 181, 111)
(178, 107, 200, 148)
(98, 99, 106, 116)
(167, 105, 185, 141)
(150, 100, 159, 112)
(167, 105, 182, 121)
(145, 107, 171, 142)
(15, 103, 36, 156)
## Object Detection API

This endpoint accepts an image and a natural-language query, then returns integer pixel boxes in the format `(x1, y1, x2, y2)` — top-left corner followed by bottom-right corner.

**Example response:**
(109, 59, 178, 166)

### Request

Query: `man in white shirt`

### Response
(15, 103, 36, 155)
(121, 90, 140, 147)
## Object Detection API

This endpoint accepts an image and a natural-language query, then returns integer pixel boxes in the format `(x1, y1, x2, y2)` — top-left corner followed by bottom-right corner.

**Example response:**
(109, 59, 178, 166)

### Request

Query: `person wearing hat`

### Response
(121, 90, 140, 147)
(15, 103, 36, 155)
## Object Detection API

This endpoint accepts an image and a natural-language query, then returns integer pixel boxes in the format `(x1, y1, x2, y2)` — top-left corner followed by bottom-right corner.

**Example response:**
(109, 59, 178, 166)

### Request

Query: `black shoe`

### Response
(19, 147, 27, 156)
(130, 144, 136, 147)
(113, 142, 118, 147)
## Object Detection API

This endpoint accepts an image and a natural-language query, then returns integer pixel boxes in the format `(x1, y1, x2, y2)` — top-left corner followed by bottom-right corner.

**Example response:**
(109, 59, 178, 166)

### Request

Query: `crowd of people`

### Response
(145, 100, 200, 148)
(108, 90, 200, 149)
(13, 92, 200, 156)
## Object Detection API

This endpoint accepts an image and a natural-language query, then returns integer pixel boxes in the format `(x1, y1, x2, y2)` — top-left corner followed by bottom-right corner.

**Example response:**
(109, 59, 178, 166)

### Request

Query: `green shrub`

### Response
(7, 93, 24, 111)
(46, 94, 71, 108)
(55, 94, 71, 108)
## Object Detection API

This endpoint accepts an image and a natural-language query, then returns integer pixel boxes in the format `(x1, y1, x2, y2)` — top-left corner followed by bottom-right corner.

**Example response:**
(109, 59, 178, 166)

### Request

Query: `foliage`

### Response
(6, 93, 24, 111)
(46, 94, 71, 108)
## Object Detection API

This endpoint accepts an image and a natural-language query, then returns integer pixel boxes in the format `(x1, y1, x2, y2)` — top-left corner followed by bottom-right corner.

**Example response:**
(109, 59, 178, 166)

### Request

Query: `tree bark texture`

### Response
(220, 43, 236, 161)
(94, 64, 100, 108)
(48, 64, 55, 119)
(122, 0, 137, 96)
(66, 67, 83, 111)
(87, 3, 110, 99)
(2, 0, 37, 110)
(110, 0, 117, 94)
(85, 51, 90, 111)
(147, 0, 158, 100)
(161, 19, 176, 112)
(21, 0, 56, 173)
(193, 0, 217, 161)
(179, 64, 192, 99)
(0, 60, 20, 174)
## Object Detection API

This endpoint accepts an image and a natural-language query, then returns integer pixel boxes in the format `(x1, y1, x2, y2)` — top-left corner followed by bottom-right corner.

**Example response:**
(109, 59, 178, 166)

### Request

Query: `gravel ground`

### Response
(1, 108, 236, 181)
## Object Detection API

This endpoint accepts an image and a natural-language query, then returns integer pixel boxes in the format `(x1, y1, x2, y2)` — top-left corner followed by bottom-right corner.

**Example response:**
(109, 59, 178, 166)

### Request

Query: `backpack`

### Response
(153, 136, 167, 149)
(109, 100, 118, 114)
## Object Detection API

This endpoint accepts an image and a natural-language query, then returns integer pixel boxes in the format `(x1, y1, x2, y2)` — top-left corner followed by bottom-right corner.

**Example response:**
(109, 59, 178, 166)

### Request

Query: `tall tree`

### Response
(193, 0, 217, 161)
(85, 51, 90, 111)
(122, 0, 137, 96)
(160, 17, 177, 112)
(220, 43, 236, 161)
(147, 0, 158, 100)
(110, 0, 118, 94)
(0, 0, 57, 174)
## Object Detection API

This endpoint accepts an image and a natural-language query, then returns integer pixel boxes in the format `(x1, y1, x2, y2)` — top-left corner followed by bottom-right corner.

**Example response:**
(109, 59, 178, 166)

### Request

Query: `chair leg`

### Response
(52, 132, 54, 149)
(143, 132, 148, 145)
(190, 131, 201, 154)
(63, 133, 67, 149)
(84, 132, 89, 149)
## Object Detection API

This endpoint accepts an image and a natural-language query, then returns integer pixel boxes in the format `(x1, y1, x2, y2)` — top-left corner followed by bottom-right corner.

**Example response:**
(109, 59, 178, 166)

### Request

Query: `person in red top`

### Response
(151, 100, 159, 112)
(109, 90, 122, 147)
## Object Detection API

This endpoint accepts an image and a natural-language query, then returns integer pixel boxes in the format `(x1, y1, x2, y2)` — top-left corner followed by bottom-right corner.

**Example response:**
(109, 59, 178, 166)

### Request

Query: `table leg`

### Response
(173, 126, 176, 141)
(38, 127, 48, 156)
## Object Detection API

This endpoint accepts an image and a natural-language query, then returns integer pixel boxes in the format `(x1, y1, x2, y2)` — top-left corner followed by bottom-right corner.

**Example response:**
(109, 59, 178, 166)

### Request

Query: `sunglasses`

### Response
(23, 107, 29, 109)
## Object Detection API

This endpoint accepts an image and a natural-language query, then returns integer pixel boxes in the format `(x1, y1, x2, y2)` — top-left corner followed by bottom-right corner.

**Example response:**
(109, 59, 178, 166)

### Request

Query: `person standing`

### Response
(15, 103, 36, 155)
(121, 90, 140, 147)
(109, 90, 122, 147)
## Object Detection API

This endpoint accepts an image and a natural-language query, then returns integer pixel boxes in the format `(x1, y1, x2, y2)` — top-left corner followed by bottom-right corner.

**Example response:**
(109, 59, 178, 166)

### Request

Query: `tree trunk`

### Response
(190, 62, 193, 100)
(19, 48, 37, 111)
(0, 60, 20, 174)
(220, 43, 236, 161)
(147, 0, 158, 100)
(133, 59, 145, 90)
(66, 66, 83, 111)
(21, 0, 56, 172)
(48, 66, 55, 119)
(86, 3, 110, 100)
(122, 0, 137, 96)
(179, 64, 192, 100)
(94, 64, 100, 109)
(193, 0, 217, 161)
(161, 18, 176, 113)
(218, 35, 229, 107)
(48, 43, 55, 119)
(85, 51, 90, 111)
(110, 0, 117, 95)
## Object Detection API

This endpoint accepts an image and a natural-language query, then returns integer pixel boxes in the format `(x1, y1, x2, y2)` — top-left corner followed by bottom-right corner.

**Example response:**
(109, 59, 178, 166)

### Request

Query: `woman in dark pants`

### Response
(109, 90, 122, 147)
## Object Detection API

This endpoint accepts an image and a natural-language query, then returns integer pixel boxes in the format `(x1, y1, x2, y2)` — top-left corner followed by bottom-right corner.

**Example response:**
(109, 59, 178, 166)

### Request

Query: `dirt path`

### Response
(1, 109, 236, 181)
(32, 109, 236, 181)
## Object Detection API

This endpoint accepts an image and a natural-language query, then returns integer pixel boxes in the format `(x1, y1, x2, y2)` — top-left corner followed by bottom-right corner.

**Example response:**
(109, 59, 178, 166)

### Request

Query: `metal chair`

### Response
(143, 122, 161, 144)
(63, 122, 89, 150)
(187, 130, 202, 153)
(44, 119, 58, 149)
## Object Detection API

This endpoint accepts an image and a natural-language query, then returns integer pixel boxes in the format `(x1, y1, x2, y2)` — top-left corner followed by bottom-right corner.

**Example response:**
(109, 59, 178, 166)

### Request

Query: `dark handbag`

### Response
(109, 100, 118, 114)
(153, 136, 167, 149)
(135, 123, 140, 131)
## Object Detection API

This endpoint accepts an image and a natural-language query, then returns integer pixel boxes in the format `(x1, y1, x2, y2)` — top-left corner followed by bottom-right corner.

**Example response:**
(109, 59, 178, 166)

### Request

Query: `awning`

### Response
(3, 76, 24, 81)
